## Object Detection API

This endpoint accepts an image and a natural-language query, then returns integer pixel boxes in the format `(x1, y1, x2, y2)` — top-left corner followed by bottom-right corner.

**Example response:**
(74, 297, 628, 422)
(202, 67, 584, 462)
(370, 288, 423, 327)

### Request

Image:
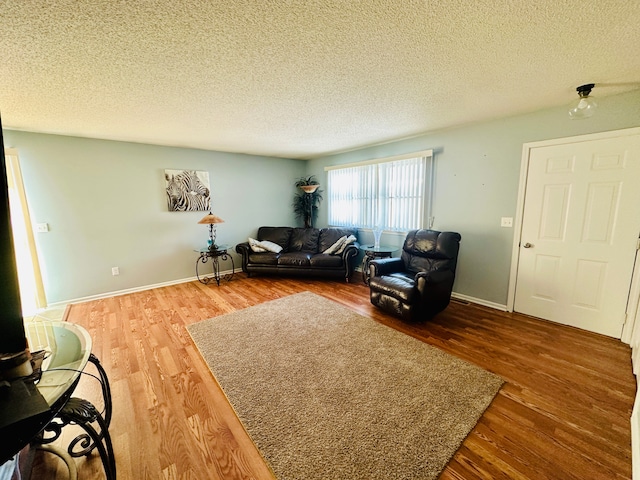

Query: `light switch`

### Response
(36, 223, 49, 232)
(500, 217, 513, 228)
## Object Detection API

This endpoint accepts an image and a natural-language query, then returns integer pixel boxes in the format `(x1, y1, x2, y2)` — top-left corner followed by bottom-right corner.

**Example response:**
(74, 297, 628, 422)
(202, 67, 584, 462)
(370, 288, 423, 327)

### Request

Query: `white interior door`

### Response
(513, 132, 640, 338)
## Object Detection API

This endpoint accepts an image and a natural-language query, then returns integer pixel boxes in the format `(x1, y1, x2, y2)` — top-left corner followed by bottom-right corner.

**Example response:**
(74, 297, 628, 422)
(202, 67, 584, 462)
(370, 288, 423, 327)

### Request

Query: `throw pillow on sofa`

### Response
(258, 239, 283, 253)
(248, 238, 283, 253)
(335, 234, 357, 254)
(323, 235, 347, 254)
(248, 237, 267, 252)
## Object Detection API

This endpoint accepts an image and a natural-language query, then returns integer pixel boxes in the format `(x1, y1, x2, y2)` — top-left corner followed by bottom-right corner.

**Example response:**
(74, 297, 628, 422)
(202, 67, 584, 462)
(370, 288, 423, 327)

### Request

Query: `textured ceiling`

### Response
(1, 0, 639, 159)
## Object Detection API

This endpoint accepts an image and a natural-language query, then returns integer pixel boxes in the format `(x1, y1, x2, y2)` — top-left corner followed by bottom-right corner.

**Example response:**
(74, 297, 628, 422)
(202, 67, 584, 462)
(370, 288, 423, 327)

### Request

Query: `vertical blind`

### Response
(326, 152, 431, 231)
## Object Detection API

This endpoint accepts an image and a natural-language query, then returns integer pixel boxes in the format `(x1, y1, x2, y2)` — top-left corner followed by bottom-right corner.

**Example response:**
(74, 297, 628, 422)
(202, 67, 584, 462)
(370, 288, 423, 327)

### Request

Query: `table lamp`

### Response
(198, 212, 224, 248)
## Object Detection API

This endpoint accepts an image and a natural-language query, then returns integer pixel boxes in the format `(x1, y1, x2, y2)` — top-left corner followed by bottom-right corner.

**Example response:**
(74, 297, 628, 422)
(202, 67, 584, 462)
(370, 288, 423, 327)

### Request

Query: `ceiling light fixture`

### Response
(568, 83, 597, 119)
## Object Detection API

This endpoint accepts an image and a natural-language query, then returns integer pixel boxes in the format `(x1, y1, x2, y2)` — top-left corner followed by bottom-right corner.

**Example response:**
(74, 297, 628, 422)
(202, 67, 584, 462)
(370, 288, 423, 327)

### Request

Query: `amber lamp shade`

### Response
(198, 212, 224, 248)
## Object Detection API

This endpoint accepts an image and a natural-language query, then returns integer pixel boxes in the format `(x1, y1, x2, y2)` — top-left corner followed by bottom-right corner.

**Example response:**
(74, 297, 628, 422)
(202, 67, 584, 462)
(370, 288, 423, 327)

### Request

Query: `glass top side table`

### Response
(25, 321, 92, 405)
(359, 244, 398, 285)
(25, 320, 116, 479)
(0, 322, 93, 466)
(195, 244, 235, 286)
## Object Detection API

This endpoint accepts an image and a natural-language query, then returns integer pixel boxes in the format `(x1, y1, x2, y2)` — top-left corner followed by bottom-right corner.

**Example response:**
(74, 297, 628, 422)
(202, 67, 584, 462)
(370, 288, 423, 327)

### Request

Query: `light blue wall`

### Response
(307, 89, 640, 306)
(5, 89, 639, 307)
(3, 131, 305, 303)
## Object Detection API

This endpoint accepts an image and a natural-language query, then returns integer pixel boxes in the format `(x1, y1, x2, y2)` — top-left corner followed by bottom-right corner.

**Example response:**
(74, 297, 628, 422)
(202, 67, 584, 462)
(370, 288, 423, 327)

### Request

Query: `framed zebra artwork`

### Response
(165, 169, 211, 212)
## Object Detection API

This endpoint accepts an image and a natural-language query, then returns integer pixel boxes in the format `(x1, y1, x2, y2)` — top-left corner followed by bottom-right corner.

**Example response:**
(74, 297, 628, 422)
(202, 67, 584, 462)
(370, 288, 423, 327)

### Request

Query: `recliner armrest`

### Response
(370, 257, 404, 277)
(415, 270, 454, 293)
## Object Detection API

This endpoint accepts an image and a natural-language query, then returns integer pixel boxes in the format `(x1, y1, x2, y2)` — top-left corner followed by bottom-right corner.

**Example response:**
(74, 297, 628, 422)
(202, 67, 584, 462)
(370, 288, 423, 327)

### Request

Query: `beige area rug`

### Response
(187, 292, 503, 480)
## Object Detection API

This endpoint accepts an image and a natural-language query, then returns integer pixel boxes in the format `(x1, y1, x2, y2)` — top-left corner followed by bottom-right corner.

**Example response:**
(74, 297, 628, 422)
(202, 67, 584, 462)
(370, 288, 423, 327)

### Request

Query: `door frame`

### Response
(506, 127, 640, 331)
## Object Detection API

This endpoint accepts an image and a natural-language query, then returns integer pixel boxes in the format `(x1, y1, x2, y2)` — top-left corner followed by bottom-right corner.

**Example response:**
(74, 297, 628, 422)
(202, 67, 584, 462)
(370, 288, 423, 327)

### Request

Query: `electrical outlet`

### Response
(111, 267, 120, 276)
(501, 217, 513, 228)
(36, 223, 49, 232)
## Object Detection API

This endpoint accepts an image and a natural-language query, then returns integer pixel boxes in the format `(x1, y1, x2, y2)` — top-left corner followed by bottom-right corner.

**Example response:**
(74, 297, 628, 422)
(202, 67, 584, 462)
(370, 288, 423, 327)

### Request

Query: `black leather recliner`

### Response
(368, 229, 461, 321)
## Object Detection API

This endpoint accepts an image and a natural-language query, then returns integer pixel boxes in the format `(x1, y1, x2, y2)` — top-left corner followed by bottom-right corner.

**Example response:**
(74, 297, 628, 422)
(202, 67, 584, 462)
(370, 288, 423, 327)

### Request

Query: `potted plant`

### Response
(293, 176, 323, 228)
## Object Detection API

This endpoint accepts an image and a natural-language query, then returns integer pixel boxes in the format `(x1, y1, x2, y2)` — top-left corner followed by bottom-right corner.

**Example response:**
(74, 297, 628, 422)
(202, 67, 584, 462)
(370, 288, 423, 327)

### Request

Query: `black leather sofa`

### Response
(235, 226, 360, 282)
(369, 229, 461, 321)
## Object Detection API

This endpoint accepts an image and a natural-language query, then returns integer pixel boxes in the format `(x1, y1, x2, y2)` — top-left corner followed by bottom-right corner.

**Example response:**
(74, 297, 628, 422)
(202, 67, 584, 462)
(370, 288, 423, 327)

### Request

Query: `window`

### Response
(325, 150, 433, 232)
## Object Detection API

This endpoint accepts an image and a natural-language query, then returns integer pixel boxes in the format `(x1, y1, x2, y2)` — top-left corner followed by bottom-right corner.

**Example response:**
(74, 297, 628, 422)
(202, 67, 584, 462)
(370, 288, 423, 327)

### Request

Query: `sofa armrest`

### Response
(336, 242, 360, 282)
(370, 257, 404, 277)
(235, 242, 250, 255)
(341, 242, 360, 261)
(235, 242, 251, 272)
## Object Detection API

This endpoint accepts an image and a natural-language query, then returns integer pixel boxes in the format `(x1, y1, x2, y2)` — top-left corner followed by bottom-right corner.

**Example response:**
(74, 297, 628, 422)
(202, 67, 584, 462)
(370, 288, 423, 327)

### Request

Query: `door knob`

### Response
(523, 242, 533, 248)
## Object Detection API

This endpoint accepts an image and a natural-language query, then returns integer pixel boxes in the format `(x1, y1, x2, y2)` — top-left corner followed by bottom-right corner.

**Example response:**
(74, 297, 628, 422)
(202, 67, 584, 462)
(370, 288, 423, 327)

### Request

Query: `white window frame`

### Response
(324, 149, 433, 233)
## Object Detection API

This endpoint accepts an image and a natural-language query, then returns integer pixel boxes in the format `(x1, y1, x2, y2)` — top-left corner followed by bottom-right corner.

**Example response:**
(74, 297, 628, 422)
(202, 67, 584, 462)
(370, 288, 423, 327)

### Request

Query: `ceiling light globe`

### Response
(568, 96, 597, 119)
(568, 83, 597, 120)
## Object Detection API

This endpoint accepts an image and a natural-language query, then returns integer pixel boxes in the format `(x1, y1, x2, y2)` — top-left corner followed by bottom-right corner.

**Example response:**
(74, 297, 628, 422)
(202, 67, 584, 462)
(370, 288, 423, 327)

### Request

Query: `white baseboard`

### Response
(51, 272, 507, 313)
(48, 270, 235, 307)
(451, 292, 508, 312)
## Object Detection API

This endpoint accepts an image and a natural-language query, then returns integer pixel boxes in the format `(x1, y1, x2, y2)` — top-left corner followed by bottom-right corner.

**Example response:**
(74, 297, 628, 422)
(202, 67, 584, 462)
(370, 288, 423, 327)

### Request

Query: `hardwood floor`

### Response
(31, 274, 635, 479)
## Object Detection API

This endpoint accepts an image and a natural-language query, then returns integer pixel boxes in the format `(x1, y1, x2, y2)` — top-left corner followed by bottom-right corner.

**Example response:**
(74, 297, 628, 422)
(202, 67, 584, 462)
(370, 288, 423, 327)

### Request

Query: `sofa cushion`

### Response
(277, 252, 312, 266)
(369, 272, 416, 302)
(289, 228, 320, 252)
(318, 227, 358, 253)
(248, 252, 279, 265)
(258, 227, 293, 251)
(309, 253, 343, 267)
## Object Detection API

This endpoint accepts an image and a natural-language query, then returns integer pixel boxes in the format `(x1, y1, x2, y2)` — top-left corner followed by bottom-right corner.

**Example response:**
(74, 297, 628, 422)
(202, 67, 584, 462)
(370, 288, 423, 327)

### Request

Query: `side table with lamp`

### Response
(196, 212, 234, 285)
